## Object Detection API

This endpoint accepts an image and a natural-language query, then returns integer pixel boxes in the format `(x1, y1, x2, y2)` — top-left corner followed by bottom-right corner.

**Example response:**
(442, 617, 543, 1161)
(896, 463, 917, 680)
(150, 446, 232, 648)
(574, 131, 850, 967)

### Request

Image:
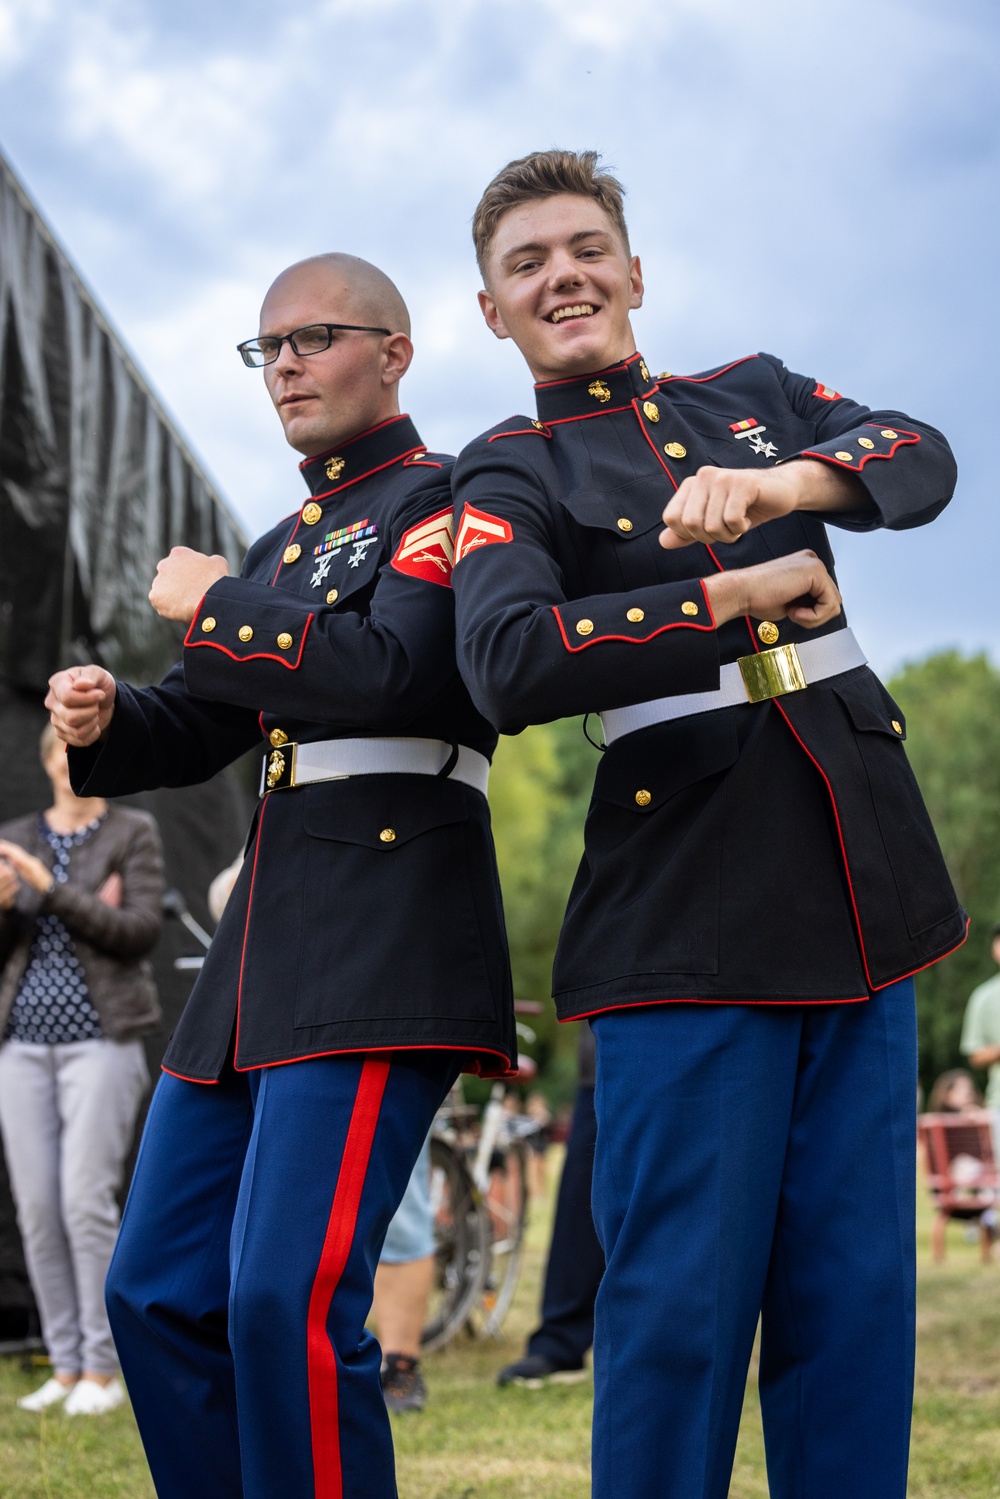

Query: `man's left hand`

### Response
(149, 547, 230, 623)
(659, 460, 863, 550)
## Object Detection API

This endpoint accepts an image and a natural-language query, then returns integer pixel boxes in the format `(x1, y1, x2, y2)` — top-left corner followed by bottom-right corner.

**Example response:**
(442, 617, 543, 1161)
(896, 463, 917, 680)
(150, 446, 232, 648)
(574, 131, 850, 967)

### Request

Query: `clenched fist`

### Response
(149, 546, 230, 624)
(703, 551, 842, 631)
(660, 459, 865, 550)
(45, 666, 117, 747)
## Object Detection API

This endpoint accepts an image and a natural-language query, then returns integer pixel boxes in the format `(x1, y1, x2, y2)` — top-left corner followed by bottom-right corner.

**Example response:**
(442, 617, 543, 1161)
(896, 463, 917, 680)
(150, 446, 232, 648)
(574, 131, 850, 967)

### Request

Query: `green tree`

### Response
(887, 651, 1000, 1091)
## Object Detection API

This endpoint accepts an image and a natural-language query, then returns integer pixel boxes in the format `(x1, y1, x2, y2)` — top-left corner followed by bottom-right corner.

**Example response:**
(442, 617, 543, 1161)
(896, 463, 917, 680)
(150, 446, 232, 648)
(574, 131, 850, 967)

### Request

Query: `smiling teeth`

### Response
(551, 304, 595, 323)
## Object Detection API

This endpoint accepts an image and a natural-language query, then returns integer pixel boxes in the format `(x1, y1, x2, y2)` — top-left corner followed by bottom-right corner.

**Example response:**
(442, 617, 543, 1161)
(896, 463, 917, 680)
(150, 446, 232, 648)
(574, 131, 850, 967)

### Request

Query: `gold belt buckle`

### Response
(737, 643, 807, 704)
(263, 741, 298, 793)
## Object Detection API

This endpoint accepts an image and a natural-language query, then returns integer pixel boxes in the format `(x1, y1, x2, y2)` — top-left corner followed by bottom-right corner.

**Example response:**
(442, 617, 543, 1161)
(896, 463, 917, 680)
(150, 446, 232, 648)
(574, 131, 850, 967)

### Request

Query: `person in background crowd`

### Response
(498, 1025, 603, 1387)
(927, 1069, 983, 1114)
(371, 1132, 436, 1413)
(0, 725, 162, 1415)
(961, 923, 1000, 1165)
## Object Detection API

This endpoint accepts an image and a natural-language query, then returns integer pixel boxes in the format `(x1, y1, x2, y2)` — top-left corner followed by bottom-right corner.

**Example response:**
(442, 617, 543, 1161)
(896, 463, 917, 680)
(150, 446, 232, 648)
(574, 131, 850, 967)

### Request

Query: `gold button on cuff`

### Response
(238, 626, 253, 643)
(575, 619, 595, 636)
(757, 621, 780, 645)
(326, 588, 339, 605)
(834, 451, 854, 462)
(283, 544, 302, 564)
(881, 429, 898, 440)
(663, 442, 687, 459)
(627, 607, 645, 623)
(635, 789, 652, 807)
(276, 632, 294, 650)
(269, 728, 289, 748)
(301, 502, 323, 525)
(201, 617, 216, 632)
(642, 401, 660, 422)
(379, 828, 396, 843)
(858, 437, 875, 449)
(891, 719, 903, 734)
(617, 517, 633, 533)
(681, 601, 699, 617)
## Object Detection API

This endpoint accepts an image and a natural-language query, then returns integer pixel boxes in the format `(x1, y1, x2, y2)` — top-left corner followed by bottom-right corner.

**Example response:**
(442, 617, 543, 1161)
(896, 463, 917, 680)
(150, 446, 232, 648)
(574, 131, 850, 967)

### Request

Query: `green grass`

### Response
(2, 1158, 999, 1497)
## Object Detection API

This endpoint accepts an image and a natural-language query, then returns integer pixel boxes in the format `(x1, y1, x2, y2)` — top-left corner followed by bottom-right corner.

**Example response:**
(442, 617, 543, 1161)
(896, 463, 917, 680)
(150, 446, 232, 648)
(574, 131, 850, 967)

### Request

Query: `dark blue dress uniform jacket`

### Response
(70, 415, 515, 1080)
(451, 352, 967, 1021)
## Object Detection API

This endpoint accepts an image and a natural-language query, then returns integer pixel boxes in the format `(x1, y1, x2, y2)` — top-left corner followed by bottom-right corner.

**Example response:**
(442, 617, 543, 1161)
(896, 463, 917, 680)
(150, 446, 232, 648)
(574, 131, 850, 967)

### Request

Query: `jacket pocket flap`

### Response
(557, 473, 671, 538)
(301, 775, 470, 848)
(831, 673, 906, 740)
(593, 709, 740, 811)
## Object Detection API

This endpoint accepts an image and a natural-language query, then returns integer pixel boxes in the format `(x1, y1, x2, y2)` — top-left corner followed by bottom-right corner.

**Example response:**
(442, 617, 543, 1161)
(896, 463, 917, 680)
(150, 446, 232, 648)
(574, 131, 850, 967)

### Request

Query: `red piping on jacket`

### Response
(232, 1041, 516, 1078)
(563, 992, 871, 1021)
(800, 427, 919, 472)
(308, 1057, 390, 1499)
(656, 355, 759, 387)
(552, 602, 714, 653)
(160, 1066, 220, 1084)
(184, 614, 314, 670)
(299, 415, 414, 472)
(533, 350, 646, 390)
(487, 424, 553, 442)
(632, 398, 680, 491)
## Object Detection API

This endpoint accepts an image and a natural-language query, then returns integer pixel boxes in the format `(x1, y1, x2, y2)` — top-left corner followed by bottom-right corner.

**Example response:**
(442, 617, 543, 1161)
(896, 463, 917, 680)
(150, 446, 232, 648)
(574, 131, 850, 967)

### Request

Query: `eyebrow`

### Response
(500, 227, 615, 265)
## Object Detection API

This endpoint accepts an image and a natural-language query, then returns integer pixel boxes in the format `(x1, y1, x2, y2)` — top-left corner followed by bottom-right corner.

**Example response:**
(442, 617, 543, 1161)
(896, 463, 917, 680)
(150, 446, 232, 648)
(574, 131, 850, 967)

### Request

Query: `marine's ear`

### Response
(477, 288, 511, 343)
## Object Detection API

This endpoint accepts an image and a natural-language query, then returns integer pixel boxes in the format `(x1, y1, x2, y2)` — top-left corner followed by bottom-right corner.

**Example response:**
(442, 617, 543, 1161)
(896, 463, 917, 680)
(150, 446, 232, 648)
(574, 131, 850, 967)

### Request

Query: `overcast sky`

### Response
(1, 0, 997, 677)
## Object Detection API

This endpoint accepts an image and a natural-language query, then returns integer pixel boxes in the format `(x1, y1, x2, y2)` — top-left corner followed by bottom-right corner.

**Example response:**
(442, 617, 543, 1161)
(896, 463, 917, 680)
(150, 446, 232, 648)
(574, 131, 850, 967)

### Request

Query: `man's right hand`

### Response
(45, 667, 117, 747)
(702, 551, 842, 631)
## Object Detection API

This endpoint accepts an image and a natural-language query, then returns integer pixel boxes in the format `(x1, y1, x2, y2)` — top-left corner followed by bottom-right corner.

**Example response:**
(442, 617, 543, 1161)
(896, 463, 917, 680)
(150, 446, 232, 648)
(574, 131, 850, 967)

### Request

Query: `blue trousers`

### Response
(590, 980, 917, 1499)
(105, 1051, 458, 1499)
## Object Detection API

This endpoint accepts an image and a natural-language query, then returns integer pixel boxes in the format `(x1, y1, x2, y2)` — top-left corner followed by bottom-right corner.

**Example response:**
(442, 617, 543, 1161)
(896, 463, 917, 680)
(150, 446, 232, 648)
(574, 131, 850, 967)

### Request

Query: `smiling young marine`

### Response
(451, 150, 965, 1499)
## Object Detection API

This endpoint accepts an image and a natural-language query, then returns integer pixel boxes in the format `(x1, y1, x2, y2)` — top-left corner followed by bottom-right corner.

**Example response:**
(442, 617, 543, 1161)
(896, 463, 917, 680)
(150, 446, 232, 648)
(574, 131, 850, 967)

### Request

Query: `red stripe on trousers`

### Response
(308, 1057, 391, 1499)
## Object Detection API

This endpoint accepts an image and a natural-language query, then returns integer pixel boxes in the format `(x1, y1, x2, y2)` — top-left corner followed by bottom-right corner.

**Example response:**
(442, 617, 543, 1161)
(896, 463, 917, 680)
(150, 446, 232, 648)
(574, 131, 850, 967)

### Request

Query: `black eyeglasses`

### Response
(237, 322, 391, 368)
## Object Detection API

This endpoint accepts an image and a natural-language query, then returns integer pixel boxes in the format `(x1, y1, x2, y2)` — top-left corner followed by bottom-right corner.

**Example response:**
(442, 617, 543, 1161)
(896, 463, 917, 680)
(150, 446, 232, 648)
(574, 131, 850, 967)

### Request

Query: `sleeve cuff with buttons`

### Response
(789, 415, 957, 532)
(553, 575, 717, 651)
(184, 576, 315, 695)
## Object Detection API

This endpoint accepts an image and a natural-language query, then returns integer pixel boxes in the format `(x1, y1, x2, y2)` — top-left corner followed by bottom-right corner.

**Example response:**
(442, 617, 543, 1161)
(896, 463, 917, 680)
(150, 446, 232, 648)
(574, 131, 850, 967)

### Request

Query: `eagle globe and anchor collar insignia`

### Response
(296, 414, 427, 500)
(533, 352, 658, 423)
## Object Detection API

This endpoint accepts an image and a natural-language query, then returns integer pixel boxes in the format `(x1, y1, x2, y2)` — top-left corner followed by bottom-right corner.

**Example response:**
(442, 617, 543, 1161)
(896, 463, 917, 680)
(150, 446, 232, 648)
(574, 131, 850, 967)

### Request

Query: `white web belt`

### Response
(599, 628, 867, 747)
(260, 737, 490, 796)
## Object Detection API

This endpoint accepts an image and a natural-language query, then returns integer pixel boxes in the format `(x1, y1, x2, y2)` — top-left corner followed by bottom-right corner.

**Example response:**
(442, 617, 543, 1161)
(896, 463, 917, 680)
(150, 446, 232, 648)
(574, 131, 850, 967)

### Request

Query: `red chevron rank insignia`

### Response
(455, 504, 513, 564)
(813, 383, 843, 402)
(391, 507, 455, 586)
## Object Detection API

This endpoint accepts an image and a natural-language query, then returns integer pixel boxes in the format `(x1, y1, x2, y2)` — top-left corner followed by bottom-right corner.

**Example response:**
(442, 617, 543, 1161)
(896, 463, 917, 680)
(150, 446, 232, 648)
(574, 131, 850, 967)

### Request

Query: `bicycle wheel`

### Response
(421, 1135, 490, 1352)
(472, 1139, 530, 1338)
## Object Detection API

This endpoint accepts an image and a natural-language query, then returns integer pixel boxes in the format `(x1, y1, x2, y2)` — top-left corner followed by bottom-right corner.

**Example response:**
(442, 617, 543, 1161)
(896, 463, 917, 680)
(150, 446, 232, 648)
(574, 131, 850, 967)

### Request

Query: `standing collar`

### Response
(533, 352, 659, 424)
(298, 415, 425, 498)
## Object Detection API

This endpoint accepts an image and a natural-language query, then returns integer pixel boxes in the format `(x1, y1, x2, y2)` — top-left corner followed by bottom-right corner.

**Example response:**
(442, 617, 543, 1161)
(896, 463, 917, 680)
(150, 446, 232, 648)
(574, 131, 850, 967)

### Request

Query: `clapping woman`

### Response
(0, 725, 163, 1415)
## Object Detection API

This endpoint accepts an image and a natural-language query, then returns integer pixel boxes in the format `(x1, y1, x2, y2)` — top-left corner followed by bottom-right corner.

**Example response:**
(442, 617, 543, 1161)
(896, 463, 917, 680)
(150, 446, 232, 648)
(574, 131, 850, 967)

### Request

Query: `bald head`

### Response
(261, 253, 410, 338)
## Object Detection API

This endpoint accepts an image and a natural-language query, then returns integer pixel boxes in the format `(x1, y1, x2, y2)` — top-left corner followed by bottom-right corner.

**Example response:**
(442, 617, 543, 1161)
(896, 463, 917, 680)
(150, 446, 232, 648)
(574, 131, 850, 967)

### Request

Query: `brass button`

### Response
(379, 828, 396, 843)
(531, 419, 545, 431)
(663, 442, 687, 459)
(659, 370, 673, 380)
(639, 360, 650, 382)
(681, 601, 699, 617)
(891, 719, 903, 735)
(834, 450, 854, 462)
(283, 544, 302, 565)
(627, 607, 645, 623)
(617, 517, 633, 533)
(269, 728, 289, 748)
(642, 401, 660, 423)
(858, 437, 875, 450)
(238, 626, 253, 643)
(575, 619, 595, 636)
(301, 502, 323, 525)
(201, 617, 216, 632)
(635, 789, 652, 807)
(276, 632, 294, 650)
(757, 621, 780, 645)
(326, 588, 339, 605)
(881, 429, 898, 440)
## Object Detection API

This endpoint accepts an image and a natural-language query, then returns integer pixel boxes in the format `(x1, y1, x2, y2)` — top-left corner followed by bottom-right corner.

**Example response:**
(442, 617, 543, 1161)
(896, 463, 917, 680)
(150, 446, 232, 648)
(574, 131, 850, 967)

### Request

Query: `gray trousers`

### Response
(0, 1038, 149, 1375)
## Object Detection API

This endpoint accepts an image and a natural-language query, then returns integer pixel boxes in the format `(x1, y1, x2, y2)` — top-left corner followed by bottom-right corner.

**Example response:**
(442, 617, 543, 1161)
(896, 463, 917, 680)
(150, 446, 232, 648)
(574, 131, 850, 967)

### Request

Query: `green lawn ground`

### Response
(2, 1152, 999, 1498)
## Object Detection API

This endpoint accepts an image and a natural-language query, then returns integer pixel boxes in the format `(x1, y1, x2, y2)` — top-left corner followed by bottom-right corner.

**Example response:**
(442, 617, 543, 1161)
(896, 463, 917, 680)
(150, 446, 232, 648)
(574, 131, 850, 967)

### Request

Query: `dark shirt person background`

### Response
(46, 253, 514, 1499)
(0, 724, 162, 1416)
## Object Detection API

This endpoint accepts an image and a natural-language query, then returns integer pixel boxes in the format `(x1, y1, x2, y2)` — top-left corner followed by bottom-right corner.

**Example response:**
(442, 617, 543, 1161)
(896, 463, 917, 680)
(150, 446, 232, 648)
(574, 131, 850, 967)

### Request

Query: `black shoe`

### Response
(380, 1353, 426, 1413)
(496, 1353, 588, 1388)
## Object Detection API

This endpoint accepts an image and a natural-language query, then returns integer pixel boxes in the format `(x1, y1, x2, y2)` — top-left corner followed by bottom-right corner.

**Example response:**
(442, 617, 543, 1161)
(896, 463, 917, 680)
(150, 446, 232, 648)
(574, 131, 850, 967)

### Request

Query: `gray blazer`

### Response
(0, 805, 164, 1042)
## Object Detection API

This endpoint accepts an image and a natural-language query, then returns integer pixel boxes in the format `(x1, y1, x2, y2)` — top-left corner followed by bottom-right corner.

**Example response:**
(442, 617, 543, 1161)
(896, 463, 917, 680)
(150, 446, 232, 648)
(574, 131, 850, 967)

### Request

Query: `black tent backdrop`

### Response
(0, 149, 257, 1340)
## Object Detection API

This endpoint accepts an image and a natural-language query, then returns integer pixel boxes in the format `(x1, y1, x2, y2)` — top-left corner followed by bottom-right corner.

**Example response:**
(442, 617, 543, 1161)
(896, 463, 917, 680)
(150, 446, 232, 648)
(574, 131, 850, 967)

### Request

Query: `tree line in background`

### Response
(488, 651, 1000, 1101)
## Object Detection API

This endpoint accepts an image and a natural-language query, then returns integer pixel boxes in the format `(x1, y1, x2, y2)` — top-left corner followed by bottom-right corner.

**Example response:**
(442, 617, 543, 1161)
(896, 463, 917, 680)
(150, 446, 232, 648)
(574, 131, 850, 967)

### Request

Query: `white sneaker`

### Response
(17, 1377, 76, 1412)
(63, 1377, 125, 1416)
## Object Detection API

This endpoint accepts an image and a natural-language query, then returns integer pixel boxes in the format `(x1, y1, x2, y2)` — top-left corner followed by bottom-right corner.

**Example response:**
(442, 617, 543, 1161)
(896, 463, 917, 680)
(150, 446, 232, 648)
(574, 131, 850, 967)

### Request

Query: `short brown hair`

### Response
(472, 149, 630, 281)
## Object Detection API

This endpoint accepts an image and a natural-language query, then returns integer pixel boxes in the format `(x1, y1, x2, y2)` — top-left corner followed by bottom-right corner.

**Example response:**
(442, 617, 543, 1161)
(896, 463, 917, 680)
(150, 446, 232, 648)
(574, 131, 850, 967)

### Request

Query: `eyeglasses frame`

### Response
(236, 322, 393, 368)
